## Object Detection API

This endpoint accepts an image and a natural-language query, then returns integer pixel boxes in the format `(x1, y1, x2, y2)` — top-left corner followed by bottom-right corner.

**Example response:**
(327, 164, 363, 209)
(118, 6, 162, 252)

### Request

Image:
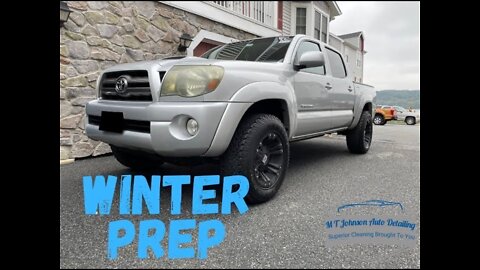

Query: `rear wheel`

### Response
(373, 114, 385, 125)
(111, 145, 163, 170)
(405, 116, 416, 125)
(221, 114, 289, 203)
(346, 111, 373, 154)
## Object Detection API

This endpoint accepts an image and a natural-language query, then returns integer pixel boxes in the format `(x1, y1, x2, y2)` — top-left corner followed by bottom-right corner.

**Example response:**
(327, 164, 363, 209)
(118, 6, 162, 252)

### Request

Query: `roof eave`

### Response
(328, 1, 342, 17)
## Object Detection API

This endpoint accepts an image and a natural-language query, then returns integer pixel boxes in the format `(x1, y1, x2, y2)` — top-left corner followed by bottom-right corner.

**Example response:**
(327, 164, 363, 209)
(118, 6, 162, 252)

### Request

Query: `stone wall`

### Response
(60, 1, 257, 160)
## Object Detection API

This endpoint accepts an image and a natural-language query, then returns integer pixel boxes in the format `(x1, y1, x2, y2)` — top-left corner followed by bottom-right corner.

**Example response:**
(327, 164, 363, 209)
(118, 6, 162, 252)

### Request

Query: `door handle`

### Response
(325, 83, 332, 90)
(348, 86, 353, 92)
(301, 104, 314, 108)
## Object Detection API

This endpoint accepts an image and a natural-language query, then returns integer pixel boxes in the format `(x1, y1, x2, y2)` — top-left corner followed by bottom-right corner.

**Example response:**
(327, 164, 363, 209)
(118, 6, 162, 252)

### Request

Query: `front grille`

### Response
(89, 115, 151, 133)
(100, 70, 152, 101)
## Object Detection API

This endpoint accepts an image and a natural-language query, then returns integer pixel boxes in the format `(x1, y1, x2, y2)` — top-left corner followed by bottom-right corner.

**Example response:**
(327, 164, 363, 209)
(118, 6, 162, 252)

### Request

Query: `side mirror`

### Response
(294, 51, 325, 70)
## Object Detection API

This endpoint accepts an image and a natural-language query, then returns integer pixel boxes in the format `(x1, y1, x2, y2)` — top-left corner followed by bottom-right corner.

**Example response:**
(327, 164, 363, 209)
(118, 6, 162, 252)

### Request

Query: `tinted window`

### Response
(295, 41, 325, 75)
(202, 36, 292, 62)
(326, 47, 347, 78)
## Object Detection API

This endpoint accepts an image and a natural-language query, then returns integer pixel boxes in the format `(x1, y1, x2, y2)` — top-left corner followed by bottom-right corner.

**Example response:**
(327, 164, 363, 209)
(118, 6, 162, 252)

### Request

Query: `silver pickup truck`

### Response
(86, 35, 376, 203)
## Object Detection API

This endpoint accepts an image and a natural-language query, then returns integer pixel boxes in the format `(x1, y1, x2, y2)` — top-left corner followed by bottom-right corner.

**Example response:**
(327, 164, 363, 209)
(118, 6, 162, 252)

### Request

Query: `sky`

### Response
(329, 2, 420, 90)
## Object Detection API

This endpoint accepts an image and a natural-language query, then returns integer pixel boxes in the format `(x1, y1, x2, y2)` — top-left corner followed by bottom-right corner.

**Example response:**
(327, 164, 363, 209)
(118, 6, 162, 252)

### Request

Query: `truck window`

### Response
(326, 47, 347, 78)
(201, 36, 292, 62)
(295, 41, 325, 75)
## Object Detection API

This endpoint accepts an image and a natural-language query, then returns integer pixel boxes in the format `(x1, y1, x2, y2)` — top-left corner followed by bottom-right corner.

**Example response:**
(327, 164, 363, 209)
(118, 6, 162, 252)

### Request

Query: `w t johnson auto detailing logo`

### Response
(83, 174, 249, 260)
(324, 200, 418, 247)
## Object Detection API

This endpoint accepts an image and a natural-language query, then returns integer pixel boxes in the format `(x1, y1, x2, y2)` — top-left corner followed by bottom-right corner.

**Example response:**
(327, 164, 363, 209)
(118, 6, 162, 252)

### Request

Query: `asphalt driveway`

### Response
(60, 124, 420, 268)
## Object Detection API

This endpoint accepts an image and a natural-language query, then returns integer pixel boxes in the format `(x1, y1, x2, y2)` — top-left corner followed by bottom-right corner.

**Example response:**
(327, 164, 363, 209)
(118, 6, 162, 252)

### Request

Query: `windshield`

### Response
(201, 36, 293, 62)
(395, 106, 406, 112)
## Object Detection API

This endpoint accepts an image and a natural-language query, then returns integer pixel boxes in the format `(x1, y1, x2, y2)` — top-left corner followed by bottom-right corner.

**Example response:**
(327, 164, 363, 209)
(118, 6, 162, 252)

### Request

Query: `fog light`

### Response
(186, 118, 198, 136)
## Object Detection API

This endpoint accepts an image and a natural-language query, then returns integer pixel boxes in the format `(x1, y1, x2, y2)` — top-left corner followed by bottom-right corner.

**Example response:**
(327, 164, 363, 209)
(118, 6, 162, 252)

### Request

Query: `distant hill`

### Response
(376, 90, 420, 109)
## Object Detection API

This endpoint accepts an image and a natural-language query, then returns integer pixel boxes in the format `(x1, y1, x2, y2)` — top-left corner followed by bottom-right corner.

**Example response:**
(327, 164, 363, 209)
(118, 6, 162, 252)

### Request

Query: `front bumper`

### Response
(85, 100, 249, 157)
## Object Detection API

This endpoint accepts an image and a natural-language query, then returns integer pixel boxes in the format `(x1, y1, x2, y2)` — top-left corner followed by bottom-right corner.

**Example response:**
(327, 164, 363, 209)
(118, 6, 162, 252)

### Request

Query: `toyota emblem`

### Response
(115, 76, 128, 94)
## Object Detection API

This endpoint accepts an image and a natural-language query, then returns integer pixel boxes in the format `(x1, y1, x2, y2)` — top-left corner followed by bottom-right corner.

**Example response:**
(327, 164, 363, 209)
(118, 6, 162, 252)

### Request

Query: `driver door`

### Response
(293, 41, 333, 137)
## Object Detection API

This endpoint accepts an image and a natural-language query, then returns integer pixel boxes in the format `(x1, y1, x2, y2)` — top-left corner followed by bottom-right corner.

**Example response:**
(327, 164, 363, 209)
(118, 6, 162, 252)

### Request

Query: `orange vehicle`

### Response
(373, 105, 397, 125)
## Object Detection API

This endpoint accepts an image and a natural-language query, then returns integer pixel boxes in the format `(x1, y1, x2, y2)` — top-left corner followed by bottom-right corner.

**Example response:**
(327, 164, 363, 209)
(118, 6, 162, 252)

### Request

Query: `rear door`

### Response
(323, 46, 355, 129)
(292, 40, 332, 136)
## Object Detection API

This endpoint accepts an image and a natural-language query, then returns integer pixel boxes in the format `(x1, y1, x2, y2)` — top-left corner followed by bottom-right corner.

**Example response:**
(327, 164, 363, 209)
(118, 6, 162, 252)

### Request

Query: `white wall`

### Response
(341, 36, 363, 82)
(343, 44, 362, 82)
(290, 1, 330, 42)
(328, 35, 342, 52)
(313, 1, 330, 16)
(313, 1, 331, 16)
(290, 2, 313, 36)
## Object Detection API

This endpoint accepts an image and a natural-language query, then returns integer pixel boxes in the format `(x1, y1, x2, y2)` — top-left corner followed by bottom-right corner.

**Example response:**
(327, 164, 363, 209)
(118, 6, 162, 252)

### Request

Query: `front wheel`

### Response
(346, 111, 373, 154)
(405, 116, 416, 125)
(221, 114, 289, 203)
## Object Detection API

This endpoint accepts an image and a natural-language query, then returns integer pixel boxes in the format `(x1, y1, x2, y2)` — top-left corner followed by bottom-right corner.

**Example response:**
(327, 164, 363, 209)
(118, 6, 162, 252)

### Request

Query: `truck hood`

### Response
(102, 56, 287, 73)
(102, 56, 218, 72)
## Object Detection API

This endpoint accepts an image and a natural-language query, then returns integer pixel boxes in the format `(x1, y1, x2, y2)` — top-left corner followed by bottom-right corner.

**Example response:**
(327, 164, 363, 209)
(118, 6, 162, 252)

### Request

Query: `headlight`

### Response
(160, 65, 224, 97)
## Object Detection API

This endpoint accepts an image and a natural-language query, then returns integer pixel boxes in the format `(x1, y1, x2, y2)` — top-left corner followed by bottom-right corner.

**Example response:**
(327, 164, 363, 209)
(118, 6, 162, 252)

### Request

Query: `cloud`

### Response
(329, 2, 420, 90)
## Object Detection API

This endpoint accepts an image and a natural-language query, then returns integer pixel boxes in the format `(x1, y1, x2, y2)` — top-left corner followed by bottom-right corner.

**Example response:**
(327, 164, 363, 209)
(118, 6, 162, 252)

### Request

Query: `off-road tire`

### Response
(346, 111, 373, 154)
(221, 114, 289, 204)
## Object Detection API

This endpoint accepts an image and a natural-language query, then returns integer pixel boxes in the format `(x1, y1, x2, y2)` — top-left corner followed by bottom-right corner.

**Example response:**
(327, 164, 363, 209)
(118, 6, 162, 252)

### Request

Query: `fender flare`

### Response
(350, 91, 375, 129)
(203, 81, 296, 157)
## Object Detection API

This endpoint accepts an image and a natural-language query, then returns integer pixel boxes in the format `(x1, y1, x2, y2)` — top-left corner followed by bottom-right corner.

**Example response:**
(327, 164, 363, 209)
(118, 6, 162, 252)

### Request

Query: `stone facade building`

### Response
(60, 1, 365, 160)
(60, 1, 259, 160)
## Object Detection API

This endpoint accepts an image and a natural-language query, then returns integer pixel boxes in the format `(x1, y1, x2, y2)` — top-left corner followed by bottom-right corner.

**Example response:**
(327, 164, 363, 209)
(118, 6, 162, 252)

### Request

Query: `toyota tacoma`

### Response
(86, 35, 376, 203)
